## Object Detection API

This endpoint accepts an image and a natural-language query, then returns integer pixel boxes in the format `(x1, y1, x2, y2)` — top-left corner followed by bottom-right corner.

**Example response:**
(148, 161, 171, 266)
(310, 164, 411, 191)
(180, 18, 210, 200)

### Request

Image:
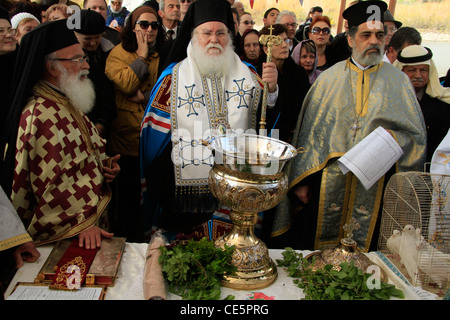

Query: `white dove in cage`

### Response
(388, 225, 450, 288)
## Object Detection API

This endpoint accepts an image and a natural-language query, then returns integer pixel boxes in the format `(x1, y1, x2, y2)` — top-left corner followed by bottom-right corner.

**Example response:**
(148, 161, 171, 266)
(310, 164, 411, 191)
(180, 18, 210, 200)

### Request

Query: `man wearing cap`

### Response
(74, 9, 117, 137)
(269, 0, 426, 252)
(0, 19, 120, 249)
(383, 9, 401, 50)
(394, 45, 450, 163)
(140, 0, 278, 240)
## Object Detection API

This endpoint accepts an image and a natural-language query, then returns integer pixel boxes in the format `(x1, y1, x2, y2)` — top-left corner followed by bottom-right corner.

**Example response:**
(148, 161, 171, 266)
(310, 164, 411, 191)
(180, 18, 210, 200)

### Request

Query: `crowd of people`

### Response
(0, 0, 449, 296)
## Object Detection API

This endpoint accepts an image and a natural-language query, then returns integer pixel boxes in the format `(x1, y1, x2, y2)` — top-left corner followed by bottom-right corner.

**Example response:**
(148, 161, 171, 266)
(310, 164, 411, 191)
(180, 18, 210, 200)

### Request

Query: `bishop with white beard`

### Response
(140, 0, 279, 240)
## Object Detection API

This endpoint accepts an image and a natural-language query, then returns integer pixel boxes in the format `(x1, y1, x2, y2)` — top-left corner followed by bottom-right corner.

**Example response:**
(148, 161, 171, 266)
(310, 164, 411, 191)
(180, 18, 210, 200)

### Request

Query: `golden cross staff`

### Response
(258, 25, 282, 130)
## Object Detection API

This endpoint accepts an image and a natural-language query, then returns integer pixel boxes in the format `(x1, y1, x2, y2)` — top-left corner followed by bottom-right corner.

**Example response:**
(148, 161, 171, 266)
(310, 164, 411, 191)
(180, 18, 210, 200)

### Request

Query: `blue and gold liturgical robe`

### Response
(271, 59, 426, 252)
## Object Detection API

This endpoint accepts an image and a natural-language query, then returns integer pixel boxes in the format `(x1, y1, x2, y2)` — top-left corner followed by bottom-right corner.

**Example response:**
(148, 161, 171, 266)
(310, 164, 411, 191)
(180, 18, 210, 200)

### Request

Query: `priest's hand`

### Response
(294, 185, 310, 204)
(104, 154, 121, 183)
(78, 226, 114, 249)
(13, 241, 40, 268)
(261, 61, 278, 93)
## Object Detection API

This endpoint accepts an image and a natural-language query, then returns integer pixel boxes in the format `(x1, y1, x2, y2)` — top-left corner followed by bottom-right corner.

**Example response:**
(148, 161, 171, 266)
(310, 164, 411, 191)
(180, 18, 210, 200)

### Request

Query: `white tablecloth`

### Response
(5, 242, 437, 300)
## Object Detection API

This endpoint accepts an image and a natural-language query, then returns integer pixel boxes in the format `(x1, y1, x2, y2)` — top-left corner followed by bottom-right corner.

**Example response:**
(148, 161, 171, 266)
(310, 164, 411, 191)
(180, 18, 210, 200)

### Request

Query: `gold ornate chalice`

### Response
(208, 133, 297, 290)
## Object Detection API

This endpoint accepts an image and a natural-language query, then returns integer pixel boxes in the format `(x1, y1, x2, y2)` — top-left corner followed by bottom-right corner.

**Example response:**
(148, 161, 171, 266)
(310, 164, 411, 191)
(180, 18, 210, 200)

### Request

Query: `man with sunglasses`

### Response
(271, 0, 426, 253)
(180, 0, 193, 22)
(1, 19, 121, 251)
(140, 0, 279, 242)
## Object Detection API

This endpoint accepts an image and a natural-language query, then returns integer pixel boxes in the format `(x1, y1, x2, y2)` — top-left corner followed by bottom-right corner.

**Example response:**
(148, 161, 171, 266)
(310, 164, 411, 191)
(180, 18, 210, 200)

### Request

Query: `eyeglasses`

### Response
(242, 20, 255, 25)
(136, 21, 160, 30)
(384, 26, 397, 34)
(0, 27, 15, 36)
(51, 56, 90, 64)
(310, 26, 331, 35)
(111, 1, 121, 5)
(196, 30, 228, 40)
(284, 23, 298, 29)
(180, 0, 192, 3)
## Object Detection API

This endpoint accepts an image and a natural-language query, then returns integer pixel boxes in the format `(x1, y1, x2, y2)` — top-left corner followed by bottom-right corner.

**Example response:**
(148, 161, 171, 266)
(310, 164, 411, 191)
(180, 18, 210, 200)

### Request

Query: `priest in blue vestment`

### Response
(269, 0, 427, 252)
(140, 0, 279, 240)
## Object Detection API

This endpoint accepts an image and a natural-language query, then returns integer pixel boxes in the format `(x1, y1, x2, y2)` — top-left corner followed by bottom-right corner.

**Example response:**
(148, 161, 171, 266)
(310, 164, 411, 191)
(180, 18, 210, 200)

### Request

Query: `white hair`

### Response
(276, 10, 297, 23)
(53, 61, 96, 114)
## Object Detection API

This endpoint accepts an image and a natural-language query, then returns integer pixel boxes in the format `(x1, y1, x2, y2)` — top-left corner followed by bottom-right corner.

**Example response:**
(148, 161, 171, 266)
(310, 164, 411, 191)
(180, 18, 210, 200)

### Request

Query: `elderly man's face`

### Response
(194, 21, 229, 56)
(84, 0, 108, 20)
(160, 0, 181, 23)
(75, 33, 102, 52)
(278, 15, 297, 40)
(402, 64, 429, 91)
(53, 44, 90, 79)
(348, 21, 385, 67)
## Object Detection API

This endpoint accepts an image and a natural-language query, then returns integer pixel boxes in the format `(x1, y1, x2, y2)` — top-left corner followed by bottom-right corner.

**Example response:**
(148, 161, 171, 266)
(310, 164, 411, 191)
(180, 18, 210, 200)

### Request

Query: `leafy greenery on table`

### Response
(159, 237, 237, 300)
(276, 247, 405, 300)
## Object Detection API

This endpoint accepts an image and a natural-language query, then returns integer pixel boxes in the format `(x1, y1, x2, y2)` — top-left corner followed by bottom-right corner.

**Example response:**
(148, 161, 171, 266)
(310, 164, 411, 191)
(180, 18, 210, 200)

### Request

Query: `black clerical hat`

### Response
(188, 0, 235, 29)
(163, 0, 234, 68)
(28, 18, 79, 55)
(343, 0, 388, 29)
(73, 9, 106, 35)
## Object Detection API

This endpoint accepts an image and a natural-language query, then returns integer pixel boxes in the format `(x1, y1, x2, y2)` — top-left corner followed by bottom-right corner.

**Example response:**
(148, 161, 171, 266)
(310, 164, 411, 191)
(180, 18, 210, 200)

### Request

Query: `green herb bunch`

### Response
(159, 237, 237, 300)
(276, 247, 405, 300)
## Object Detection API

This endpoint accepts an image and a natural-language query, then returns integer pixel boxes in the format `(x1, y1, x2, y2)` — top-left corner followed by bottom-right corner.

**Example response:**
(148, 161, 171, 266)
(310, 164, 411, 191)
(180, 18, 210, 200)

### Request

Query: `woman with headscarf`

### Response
(105, 5, 164, 242)
(240, 28, 262, 69)
(291, 39, 322, 85)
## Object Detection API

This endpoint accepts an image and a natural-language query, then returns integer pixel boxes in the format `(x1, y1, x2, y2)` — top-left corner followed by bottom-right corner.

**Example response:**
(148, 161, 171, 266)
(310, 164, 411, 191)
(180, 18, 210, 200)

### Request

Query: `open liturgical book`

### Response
(337, 126, 404, 190)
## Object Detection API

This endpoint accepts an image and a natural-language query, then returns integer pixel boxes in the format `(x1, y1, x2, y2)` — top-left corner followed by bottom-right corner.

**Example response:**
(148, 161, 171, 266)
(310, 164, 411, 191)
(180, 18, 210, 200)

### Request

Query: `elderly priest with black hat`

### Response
(0, 19, 121, 250)
(140, 0, 279, 241)
(269, 0, 426, 253)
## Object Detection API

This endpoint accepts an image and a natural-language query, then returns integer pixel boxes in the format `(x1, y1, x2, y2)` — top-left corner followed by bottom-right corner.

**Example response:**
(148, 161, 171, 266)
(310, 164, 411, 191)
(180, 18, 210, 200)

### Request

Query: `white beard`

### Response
(56, 64, 96, 114)
(191, 34, 235, 78)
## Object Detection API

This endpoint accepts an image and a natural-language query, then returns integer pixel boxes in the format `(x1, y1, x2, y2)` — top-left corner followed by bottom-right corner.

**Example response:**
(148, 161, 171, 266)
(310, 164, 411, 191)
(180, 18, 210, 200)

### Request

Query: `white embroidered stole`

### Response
(170, 48, 261, 187)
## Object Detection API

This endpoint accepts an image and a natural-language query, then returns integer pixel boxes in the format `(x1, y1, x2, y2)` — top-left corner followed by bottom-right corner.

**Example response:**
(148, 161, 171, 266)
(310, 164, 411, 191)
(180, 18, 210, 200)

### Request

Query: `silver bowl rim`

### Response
(210, 133, 298, 162)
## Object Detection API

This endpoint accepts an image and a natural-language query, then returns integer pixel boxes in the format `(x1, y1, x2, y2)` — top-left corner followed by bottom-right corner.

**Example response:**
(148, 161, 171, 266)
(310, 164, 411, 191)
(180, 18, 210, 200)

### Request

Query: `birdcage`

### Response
(378, 171, 450, 297)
